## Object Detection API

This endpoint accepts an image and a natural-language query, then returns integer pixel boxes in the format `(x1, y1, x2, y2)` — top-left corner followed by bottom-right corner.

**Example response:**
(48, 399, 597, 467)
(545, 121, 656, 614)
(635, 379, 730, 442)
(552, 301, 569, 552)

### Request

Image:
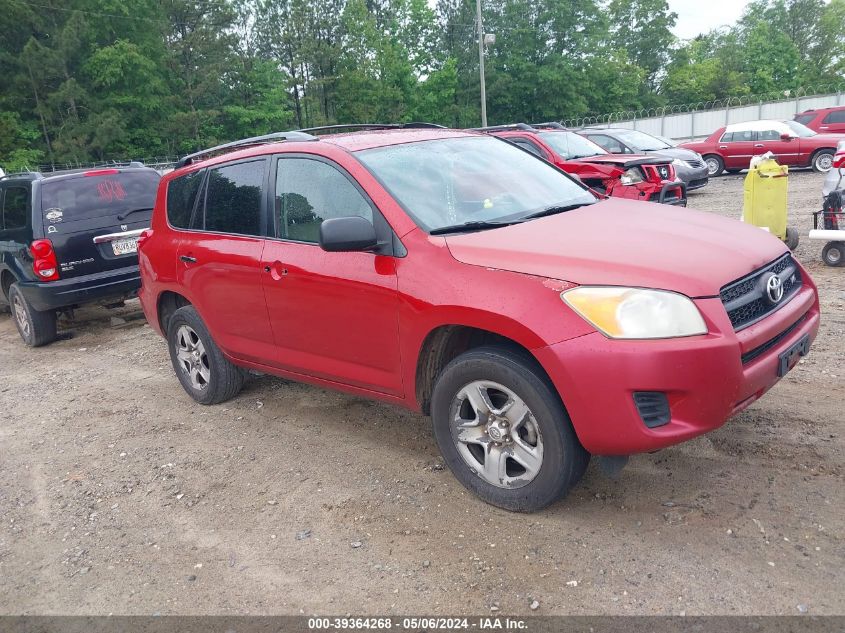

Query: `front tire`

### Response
(167, 305, 244, 404)
(430, 346, 589, 512)
(8, 283, 57, 347)
(704, 155, 724, 177)
(785, 226, 799, 251)
(812, 150, 834, 173)
(822, 241, 845, 267)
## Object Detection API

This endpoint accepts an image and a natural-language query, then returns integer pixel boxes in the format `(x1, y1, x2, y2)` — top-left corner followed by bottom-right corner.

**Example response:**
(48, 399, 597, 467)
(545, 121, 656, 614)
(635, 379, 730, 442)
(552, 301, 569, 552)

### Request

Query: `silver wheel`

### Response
(174, 325, 211, 390)
(449, 380, 543, 489)
(814, 152, 833, 172)
(12, 294, 30, 338)
(705, 157, 722, 176)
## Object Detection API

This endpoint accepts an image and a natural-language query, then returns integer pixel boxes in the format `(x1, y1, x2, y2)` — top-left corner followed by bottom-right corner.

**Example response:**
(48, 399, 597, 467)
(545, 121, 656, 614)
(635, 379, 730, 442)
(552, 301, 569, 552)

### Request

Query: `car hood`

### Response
(571, 153, 671, 167)
(647, 147, 702, 162)
(444, 198, 787, 297)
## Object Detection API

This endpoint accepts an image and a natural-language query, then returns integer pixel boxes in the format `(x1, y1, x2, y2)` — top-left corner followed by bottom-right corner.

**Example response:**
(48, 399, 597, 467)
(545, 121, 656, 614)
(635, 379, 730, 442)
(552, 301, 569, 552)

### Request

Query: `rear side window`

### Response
(721, 130, 755, 142)
(40, 171, 159, 222)
(166, 170, 204, 229)
(203, 160, 265, 236)
(822, 110, 845, 124)
(2, 186, 28, 230)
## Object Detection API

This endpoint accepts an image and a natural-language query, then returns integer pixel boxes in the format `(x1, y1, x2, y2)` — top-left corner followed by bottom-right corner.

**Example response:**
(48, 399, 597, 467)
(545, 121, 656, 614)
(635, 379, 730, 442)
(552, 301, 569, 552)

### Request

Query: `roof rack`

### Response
(296, 122, 446, 135)
(531, 122, 567, 130)
(473, 123, 536, 132)
(175, 131, 317, 169)
(0, 161, 149, 181)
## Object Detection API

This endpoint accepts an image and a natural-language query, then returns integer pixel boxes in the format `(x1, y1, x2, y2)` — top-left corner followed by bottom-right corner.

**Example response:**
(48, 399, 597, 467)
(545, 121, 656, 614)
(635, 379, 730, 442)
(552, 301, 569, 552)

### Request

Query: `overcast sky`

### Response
(668, 0, 752, 40)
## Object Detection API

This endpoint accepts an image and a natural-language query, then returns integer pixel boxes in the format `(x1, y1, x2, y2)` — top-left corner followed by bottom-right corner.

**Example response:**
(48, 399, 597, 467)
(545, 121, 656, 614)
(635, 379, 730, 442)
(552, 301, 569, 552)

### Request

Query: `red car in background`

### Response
(482, 123, 687, 206)
(681, 119, 844, 176)
(795, 106, 845, 135)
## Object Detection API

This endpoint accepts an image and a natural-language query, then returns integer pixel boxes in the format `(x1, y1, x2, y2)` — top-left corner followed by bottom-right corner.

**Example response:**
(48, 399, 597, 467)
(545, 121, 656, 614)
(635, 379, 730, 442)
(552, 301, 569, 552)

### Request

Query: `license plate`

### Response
(777, 334, 810, 377)
(111, 237, 138, 256)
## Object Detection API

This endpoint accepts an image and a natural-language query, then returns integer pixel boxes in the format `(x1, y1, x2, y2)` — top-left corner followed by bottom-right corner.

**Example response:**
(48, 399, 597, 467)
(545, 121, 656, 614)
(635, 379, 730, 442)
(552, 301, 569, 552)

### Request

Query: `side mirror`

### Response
(319, 216, 378, 252)
(780, 133, 794, 141)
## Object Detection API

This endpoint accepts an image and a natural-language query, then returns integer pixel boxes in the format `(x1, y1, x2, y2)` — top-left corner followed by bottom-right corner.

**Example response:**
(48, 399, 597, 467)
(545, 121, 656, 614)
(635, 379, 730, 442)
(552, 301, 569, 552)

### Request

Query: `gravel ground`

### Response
(0, 170, 843, 616)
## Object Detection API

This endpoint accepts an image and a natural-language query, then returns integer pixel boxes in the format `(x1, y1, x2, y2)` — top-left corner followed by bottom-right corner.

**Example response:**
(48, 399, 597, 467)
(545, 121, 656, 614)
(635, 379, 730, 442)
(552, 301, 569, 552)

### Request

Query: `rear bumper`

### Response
(16, 266, 141, 311)
(534, 284, 819, 455)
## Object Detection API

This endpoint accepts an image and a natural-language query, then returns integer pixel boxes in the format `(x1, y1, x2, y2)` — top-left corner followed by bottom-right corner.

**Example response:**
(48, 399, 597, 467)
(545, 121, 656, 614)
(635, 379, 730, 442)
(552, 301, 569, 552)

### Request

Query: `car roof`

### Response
(320, 128, 477, 151)
(724, 119, 792, 134)
(800, 105, 845, 114)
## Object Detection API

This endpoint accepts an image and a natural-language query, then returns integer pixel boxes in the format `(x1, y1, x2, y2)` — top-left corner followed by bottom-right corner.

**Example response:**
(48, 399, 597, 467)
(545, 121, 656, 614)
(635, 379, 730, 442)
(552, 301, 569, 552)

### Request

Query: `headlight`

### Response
(619, 167, 644, 185)
(672, 158, 690, 168)
(561, 287, 708, 339)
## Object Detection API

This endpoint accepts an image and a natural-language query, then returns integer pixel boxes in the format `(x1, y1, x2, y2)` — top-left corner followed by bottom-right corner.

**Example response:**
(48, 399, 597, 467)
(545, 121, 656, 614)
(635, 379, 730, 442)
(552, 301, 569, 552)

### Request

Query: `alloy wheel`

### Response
(705, 158, 721, 176)
(815, 153, 833, 172)
(12, 295, 30, 338)
(449, 380, 543, 489)
(175, 325, 211, 390)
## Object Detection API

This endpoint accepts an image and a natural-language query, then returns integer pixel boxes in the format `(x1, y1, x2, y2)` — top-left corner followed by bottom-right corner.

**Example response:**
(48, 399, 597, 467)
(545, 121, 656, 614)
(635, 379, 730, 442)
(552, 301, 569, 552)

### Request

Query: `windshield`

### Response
(612, 129, 671, 151)
(784, 120, 817, 137)
(357, 136, 596, 233)
(539, 131, 606, 159)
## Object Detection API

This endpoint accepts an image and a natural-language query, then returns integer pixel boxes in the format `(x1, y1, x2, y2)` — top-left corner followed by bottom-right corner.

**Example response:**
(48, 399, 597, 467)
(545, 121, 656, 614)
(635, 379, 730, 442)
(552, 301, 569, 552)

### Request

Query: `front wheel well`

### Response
(415, 325, 553, 415)
(157, 291, 192, 334)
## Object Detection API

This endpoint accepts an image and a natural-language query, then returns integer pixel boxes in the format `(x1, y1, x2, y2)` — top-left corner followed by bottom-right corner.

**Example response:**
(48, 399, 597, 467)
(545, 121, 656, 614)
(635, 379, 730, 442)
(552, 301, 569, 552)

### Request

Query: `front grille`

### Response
(686, 158, 705, 168)
(720, 254, 802, 330)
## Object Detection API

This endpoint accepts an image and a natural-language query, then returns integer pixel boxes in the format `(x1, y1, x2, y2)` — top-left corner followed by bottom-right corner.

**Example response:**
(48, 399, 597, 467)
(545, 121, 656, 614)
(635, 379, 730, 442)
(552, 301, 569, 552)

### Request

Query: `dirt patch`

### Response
(0, 170, 843, 615)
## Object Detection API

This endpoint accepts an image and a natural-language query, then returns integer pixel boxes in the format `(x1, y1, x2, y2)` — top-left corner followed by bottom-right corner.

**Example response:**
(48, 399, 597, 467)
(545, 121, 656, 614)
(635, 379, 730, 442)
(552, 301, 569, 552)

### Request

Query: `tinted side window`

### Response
(167, 170, 204, 229)
(823, 110, 845, 124)
(758, 129, 781, 141)
(2, 187, 28, 230)
(204, 161, 264, 236)
(275, 158, 372, 243)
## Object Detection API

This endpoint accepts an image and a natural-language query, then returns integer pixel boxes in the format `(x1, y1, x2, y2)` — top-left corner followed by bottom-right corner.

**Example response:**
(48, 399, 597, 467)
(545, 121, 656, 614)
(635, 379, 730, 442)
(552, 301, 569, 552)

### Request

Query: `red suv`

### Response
(795, 106, 845, 135)
(139, 125, 820, 512)
(482, 123, 687, 206)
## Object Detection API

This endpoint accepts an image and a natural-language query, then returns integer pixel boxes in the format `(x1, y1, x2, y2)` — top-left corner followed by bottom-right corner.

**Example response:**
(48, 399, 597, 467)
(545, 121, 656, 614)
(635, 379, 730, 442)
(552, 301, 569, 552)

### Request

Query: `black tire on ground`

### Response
(785, 227, 799, 251)
(167, 305, 244, 405)
(726, 169, 742, 174)
(812, 150, 835, 173)
(704, 155, 724, 177)
(430, 345, 590, 512)
(8, 283, 57, 347)
(822, 241, 845, 267)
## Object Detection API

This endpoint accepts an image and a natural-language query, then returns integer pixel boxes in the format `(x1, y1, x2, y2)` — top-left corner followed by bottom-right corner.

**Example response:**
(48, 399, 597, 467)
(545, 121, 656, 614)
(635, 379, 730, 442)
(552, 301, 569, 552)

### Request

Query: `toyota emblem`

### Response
(765, 273, 784, 304)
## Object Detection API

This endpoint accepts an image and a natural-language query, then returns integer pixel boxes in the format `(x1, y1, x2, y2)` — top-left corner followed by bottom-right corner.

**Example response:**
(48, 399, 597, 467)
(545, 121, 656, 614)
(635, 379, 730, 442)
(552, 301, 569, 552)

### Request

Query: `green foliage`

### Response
(0, 0, 840, 168)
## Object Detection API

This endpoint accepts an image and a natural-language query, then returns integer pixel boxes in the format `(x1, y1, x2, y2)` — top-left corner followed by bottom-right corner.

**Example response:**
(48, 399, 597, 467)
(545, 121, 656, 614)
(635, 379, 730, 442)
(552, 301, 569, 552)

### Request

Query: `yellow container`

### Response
(742, 158, 789, 240)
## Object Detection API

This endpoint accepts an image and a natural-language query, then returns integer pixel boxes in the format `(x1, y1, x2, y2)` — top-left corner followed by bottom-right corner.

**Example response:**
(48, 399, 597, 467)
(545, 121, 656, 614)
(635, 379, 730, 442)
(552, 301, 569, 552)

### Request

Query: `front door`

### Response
(260, 154, 403, 396)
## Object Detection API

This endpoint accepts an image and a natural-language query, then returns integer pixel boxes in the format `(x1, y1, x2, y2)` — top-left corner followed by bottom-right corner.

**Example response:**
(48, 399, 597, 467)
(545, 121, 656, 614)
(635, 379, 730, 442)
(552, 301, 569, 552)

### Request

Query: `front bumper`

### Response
(534, 284, 819, 455)
(675, 164, 710, 190)
(16, 266, 141, 312)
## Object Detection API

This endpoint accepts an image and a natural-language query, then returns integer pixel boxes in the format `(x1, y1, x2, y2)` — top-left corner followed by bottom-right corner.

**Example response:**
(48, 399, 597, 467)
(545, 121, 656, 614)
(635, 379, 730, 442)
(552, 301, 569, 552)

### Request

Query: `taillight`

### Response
(137, 228, 153, 249)
(84, 168, 120, 177)
(30, 239, 60, 281)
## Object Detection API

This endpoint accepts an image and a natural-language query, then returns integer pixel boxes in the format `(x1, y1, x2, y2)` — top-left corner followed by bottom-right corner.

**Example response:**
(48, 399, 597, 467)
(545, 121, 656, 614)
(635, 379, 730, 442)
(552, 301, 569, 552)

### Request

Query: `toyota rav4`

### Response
(138, 125, 819, 512)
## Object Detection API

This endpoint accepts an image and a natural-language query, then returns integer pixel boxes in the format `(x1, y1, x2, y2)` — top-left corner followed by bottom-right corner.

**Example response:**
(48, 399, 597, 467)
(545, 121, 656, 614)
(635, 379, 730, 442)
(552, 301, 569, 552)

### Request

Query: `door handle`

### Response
(719, 145, 728, 149)
(265, 261, 288, 280)
(179, 255, 197, 263)
(754, 144, 764, 148)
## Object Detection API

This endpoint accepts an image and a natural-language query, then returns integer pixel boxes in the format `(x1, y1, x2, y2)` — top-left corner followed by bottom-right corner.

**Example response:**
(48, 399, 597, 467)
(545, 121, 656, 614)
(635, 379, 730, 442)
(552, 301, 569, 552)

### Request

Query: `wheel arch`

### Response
(414, 324, 556, 416)
(157, 290, 192, 335)
(0, 268, 17, 301)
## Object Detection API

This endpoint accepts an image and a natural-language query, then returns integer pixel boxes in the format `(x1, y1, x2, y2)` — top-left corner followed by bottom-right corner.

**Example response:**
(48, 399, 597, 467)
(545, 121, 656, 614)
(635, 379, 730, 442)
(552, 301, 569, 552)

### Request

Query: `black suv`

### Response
(0, 164, 160, 346)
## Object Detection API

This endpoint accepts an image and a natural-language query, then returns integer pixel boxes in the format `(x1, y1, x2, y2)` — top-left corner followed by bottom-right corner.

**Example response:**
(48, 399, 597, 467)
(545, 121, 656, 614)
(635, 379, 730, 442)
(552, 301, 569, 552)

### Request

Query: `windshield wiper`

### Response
(429, 219, 524, 235)
(521, 201, 596, 220)
(117, 207, 153, 221)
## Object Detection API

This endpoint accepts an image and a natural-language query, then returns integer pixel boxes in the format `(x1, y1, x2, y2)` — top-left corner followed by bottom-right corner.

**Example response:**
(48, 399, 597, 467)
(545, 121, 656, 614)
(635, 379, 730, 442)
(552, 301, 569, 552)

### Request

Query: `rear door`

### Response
(719, 130, 757, 169)
(38, 169, 160, 278)
(176, 158, 276, 363)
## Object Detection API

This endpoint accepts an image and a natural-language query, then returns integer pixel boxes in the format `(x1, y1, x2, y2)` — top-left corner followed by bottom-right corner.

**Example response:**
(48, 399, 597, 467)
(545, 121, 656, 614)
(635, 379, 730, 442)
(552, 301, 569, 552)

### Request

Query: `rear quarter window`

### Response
(166, 169, 204, 229)
(2, 186, 29, 230)
(40, 171, 160, 223)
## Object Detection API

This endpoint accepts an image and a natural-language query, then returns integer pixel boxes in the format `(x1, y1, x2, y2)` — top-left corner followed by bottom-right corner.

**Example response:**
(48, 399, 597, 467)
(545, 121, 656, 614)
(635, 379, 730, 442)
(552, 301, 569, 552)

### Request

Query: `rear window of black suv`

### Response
(41, 170, 159, 224)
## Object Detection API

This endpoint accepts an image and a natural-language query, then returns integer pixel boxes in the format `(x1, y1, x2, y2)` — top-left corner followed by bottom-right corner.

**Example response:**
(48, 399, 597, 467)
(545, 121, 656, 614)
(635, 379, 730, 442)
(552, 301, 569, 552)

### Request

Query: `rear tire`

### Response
(704, 155, 724, 177)
(167, 305, 244, 404)
(430, 346, 589, 512)
(8, 283, 57, 347)
(812, 150, 834, 173)
(822, 241, 845, 267)
(785, 227, 799, 251)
